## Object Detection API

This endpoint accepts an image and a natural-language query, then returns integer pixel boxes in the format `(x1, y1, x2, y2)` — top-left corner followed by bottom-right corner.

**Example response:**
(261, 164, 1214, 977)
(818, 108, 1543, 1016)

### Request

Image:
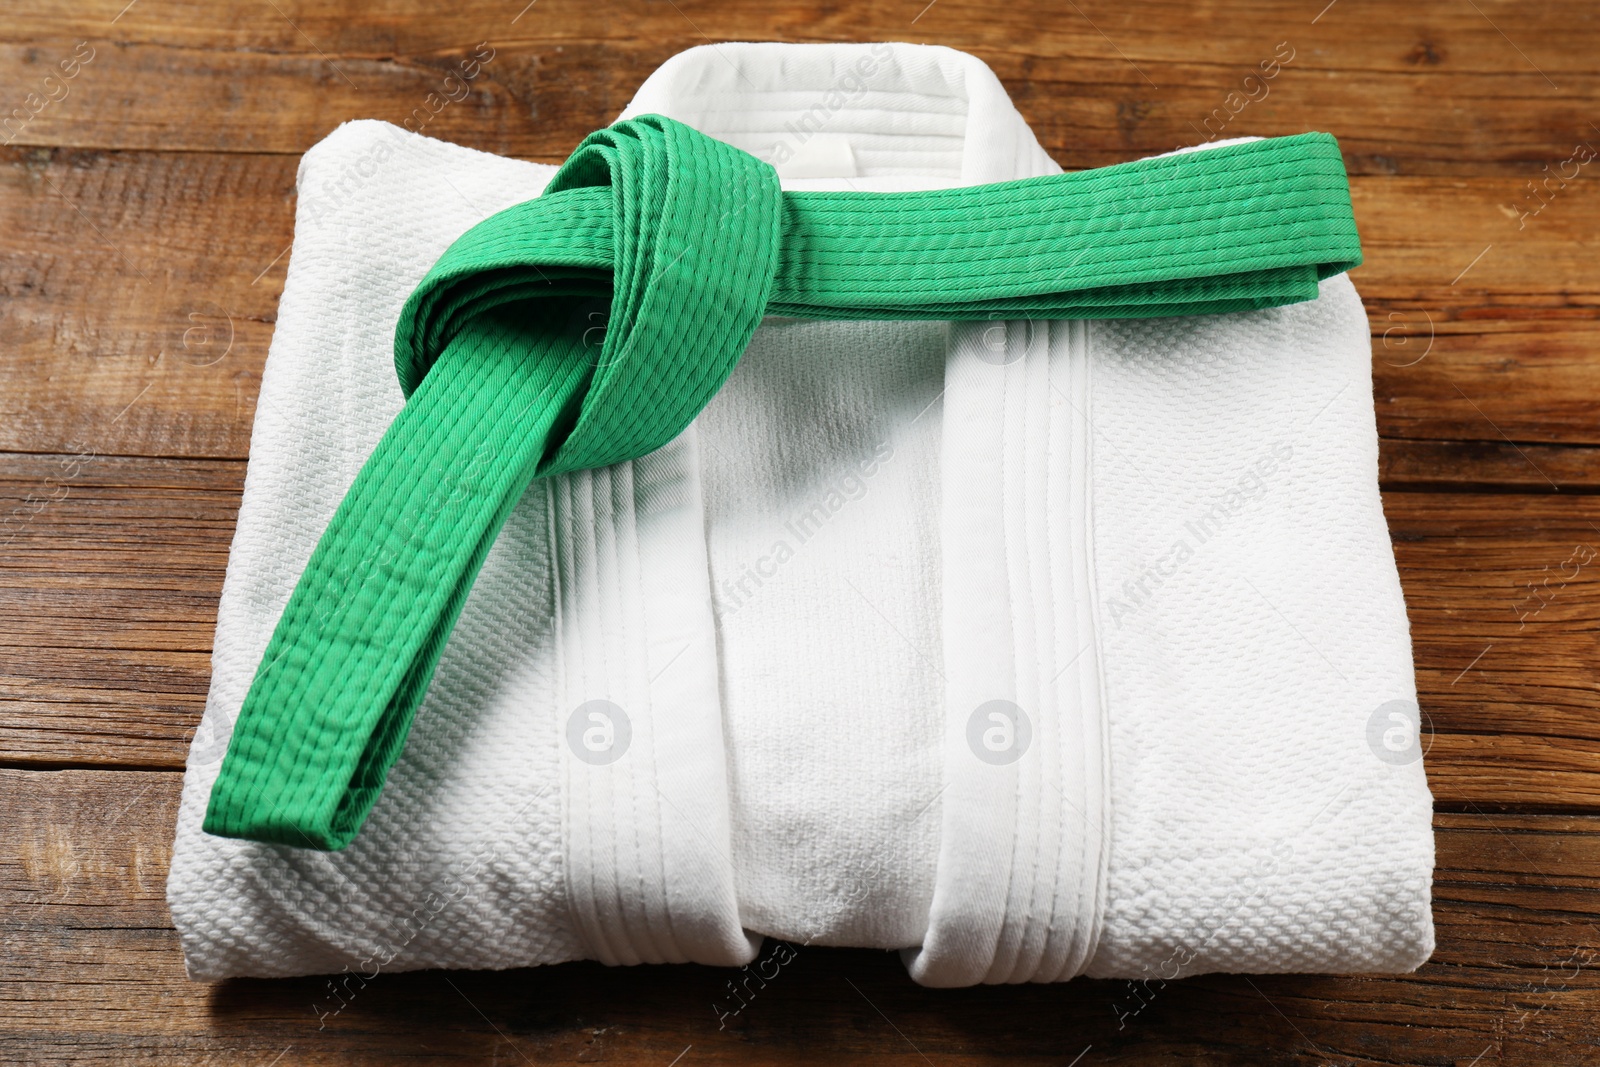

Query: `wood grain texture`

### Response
(3, 0, 1599, 1062)
(3, 1, 1598, 175)
(0, 454, 237, 768)
(5, 769, 1600, 1066)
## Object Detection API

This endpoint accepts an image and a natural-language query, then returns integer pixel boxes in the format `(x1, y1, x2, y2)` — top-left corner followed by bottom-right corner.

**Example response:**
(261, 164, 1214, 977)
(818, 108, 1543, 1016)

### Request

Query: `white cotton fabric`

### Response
(167, 41, 1434, 985)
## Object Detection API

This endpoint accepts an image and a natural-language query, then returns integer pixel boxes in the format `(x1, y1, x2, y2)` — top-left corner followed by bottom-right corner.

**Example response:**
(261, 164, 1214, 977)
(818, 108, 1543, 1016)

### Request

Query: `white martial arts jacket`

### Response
(168, 41, 1434, 987)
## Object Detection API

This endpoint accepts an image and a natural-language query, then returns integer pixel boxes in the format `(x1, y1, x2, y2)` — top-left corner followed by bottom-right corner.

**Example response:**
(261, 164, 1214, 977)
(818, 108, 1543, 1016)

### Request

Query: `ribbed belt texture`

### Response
(204, 114, 1361, 849)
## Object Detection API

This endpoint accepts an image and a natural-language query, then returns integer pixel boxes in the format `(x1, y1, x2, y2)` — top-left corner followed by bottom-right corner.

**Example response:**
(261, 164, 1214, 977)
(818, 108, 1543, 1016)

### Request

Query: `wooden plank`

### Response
(2, 768, 1598, 1064)
(1380, 439, 1600, 492)
(2, 455, 1597, 810)
(1371, 320, 1600, 448)
(2, 3, 1597, 175)
(0, 148, 287, 461)
(15, 0, 1600, 67)
(1352, 178, 1600, 314)
(1393, 493, 1600, 811)
(4, 145, 1600, 460)
(0, 454, 239, 766)
(0, 39, 544, 159)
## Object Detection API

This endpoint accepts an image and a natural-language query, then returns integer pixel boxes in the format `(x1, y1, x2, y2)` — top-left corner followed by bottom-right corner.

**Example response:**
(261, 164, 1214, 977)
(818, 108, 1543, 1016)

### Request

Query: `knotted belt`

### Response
(204, 114, 1361, 849)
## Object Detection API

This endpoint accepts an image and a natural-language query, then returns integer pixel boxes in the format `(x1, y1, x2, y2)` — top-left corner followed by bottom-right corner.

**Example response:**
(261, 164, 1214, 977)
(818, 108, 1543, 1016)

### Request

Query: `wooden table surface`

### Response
(4, 1, 1599, 1063)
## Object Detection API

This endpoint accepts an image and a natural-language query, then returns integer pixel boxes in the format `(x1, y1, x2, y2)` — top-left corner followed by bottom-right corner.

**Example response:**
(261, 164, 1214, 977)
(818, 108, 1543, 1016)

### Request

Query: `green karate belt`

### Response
(204, 114, 1361, 849)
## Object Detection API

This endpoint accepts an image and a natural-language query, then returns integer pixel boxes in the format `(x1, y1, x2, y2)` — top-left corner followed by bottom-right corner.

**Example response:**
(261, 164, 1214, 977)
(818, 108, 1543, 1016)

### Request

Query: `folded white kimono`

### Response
(168, 41, 1434, 986)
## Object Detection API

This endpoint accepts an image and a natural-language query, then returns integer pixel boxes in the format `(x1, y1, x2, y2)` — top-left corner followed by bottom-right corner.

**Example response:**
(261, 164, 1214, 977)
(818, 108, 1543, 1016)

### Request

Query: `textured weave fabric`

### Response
(205, 113, 1361, 850)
